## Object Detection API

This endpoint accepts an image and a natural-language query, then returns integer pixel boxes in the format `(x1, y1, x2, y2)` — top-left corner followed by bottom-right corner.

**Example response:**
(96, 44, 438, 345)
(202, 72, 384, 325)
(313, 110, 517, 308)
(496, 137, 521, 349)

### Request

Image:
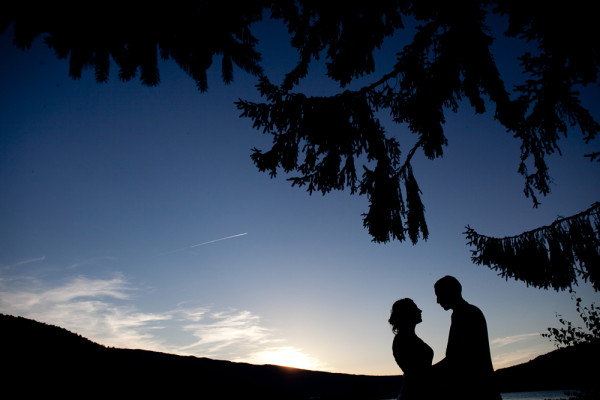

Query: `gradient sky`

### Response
(1, 18, 599, 376)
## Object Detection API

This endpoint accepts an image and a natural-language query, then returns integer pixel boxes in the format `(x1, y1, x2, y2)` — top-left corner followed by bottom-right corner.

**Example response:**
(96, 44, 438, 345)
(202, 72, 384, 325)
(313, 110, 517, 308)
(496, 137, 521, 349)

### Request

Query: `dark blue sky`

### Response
(1, 18, 598, 374)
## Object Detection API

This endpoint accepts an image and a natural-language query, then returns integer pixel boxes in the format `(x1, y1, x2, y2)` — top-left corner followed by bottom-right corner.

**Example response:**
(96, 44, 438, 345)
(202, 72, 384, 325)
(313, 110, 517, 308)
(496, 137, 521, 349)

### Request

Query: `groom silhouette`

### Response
(433, 276, 501, 400)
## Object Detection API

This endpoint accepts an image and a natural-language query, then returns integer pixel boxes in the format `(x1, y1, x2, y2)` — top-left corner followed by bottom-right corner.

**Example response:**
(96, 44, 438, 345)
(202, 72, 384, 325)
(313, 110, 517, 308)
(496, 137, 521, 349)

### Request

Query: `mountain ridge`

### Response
(2, 313, 400, 399)
(3, 313, 598, 398)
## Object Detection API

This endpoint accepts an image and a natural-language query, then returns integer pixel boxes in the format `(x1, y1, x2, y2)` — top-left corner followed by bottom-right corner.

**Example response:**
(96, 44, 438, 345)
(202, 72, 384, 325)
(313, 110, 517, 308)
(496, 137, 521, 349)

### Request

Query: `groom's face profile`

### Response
(435, 287, 453, 310)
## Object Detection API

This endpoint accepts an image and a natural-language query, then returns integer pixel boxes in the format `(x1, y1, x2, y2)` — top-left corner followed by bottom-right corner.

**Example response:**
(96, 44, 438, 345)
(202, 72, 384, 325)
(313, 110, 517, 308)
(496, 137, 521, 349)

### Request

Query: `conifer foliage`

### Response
(1, 2, 266, 91)
(465, 203, 600, 291)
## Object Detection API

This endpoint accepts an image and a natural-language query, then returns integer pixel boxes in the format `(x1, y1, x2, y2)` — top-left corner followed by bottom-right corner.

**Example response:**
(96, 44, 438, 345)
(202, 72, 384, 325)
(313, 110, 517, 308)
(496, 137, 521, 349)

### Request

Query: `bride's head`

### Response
(389, 298, 422, 334)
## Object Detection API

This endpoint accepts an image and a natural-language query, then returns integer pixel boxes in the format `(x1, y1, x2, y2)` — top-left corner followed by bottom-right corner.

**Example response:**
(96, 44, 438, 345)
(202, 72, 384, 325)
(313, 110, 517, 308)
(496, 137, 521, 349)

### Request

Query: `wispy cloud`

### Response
(4, 256, 46, 269)
(180, 309, 273, 354)
(2, 275, 131, 311)
(491, 332, 541, 347)
(68, 256, 118, 269)
(0, 272, 323, 370)
(490, 332, 554, 369)
(492, 346, 550, 369)
(0, 273, 168, 350)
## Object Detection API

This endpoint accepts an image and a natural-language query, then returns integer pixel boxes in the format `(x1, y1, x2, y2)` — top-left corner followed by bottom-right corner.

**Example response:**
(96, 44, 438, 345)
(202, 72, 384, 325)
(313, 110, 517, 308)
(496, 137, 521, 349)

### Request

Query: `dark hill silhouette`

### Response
(1, 313, 400, 399)
(3, 313, 598, 398)
(494, 340, 600, 394)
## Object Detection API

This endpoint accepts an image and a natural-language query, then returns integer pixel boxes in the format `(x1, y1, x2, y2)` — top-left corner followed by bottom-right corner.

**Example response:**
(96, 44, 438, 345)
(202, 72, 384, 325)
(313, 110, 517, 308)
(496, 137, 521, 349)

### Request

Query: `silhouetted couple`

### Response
(388, 276, 501, 400)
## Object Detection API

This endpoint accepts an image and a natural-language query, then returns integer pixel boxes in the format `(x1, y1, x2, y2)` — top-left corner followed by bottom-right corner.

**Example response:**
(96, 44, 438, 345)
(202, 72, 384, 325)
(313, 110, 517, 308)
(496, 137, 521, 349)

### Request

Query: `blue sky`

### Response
(1, 18, 599, 375)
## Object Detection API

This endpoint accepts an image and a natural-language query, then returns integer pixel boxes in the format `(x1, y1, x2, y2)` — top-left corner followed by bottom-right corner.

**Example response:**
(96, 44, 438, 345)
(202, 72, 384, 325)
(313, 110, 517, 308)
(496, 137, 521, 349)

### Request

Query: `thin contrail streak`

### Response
(154, 233, 248, 257)
(190, 233, 248, 247)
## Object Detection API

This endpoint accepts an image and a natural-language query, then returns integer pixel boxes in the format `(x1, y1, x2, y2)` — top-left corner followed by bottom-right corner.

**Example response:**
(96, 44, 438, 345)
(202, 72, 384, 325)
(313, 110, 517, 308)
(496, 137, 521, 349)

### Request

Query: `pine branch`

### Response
(465, 202, 600, 291)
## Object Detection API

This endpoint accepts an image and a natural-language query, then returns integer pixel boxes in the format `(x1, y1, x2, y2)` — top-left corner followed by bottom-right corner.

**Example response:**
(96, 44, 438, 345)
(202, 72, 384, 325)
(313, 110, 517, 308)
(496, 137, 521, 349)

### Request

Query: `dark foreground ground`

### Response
(2, 314, 598, 399)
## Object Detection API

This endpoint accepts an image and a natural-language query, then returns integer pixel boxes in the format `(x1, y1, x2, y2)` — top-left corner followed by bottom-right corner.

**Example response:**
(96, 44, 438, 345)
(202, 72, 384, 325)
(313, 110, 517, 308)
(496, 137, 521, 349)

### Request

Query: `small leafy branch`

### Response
(542, 290, 600, 348)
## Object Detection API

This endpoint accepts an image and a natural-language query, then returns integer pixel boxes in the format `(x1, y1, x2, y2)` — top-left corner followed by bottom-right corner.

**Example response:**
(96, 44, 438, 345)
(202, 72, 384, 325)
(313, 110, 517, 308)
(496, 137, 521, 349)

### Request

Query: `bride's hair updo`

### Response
(388, 298, 417, 334)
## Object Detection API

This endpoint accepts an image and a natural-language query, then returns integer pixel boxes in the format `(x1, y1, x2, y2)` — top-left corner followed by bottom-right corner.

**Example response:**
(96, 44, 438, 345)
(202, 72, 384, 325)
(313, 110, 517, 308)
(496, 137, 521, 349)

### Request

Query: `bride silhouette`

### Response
(388, 298, 435, 400)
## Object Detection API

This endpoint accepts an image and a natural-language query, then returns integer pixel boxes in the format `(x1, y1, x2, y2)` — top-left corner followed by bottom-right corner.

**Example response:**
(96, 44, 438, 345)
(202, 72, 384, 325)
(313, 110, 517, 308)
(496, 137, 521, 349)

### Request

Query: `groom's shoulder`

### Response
(462, 302, 486, 318)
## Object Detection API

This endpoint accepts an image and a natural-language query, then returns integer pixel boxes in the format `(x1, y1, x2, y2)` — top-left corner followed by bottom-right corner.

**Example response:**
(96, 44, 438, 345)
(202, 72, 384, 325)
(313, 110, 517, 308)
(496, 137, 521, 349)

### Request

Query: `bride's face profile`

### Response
(411, 303, 423, 325)
(390, 298, 423, 332)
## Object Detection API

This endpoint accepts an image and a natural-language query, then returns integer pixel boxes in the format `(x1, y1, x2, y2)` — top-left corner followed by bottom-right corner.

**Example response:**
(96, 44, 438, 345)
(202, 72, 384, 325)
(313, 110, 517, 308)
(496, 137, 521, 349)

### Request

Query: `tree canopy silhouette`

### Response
(3, 1, 598, 291)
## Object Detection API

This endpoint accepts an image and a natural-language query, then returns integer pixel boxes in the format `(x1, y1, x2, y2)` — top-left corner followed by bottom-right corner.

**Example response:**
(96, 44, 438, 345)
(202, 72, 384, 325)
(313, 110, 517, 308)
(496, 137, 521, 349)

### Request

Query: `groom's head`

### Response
(434, 275, 462, 310)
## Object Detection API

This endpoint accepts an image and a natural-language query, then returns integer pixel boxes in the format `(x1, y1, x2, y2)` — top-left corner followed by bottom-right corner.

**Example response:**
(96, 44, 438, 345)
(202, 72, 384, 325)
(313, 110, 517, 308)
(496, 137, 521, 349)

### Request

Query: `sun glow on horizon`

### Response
(247, 346, 325, 371)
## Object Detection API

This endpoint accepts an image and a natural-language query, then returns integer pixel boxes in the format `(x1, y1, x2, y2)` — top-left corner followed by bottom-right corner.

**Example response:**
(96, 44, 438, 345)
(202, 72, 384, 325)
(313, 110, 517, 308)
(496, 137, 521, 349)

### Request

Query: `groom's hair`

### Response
(435, 275, 462, 296)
